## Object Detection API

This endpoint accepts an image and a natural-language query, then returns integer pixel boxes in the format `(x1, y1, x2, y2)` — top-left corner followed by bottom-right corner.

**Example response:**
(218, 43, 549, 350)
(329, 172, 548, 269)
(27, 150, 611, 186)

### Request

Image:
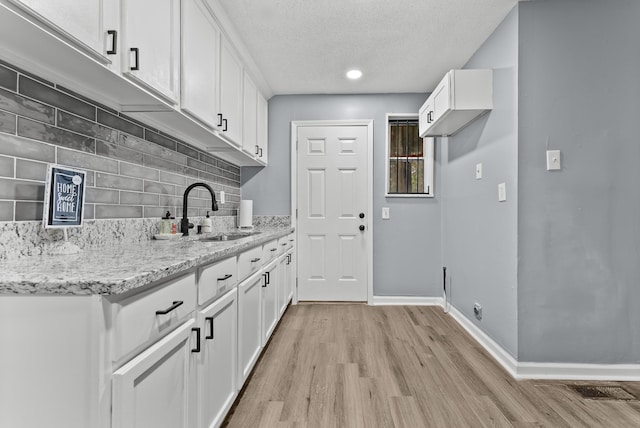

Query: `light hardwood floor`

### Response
(223, 304, 640, 427)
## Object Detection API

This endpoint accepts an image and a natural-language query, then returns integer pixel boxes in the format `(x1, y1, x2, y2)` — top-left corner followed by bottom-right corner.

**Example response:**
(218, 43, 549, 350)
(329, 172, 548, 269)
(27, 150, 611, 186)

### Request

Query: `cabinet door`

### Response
(261, 261, 278, 346)
(181, 0, 219, 127)
(9, 0, 118, 64)
(237, 270, 263, 384)
(218, 36, 243, 145)
(121, 0, 180, 103)
(256, 91, 268, 164)
(432, 73, 451, 124)
(242, 72, 258, 156)
(112, 319, 197, 428)
(286, 248, 295, 303)
(197, 288, 237, 428)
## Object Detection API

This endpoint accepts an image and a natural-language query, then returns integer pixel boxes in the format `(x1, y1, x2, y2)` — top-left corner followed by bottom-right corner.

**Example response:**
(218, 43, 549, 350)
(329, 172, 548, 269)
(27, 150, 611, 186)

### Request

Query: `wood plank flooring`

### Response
(222, 304, 640, 427)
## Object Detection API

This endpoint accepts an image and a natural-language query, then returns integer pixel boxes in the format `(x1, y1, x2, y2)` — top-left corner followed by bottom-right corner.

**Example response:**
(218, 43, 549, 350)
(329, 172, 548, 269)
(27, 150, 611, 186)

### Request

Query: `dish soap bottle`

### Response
(203, 211, 212, 233)
(160, 211, 172, 234)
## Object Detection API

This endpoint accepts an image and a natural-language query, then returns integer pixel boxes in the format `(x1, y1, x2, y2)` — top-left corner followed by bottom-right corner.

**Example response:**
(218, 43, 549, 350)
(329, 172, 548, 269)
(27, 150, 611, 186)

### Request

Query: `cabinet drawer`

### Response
(111, 273, 196, 363)
(262, 239, 279, 264)
(198, 256, 238, 306)
(277, 236, 290, 255)
(237, 245, 263, 282)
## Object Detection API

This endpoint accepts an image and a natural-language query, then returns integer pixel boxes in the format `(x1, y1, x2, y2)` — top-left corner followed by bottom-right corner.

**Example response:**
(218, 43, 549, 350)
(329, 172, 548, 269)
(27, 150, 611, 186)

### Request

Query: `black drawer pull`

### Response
(205, 317, 214, 340)
(270, 248, 277, 252)
(217, 114, 223, 127)
(251, 257, 261, 263)
(262, 273, 268, 287)
(191, 327, 201, 353)
(155, 300, 183, 315)
(130, 47, 139, 71)
(255, 145, 260, 155)
(107, 30, 117, 55)
(217, 274, 233, 281)
(281, 243, 287, 246)
(222, 118, 228, 132)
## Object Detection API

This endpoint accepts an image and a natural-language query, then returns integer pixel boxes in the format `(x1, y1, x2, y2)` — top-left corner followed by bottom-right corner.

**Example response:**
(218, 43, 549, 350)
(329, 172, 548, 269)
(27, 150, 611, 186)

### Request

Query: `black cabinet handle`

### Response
(217, 114, 223, 127)
(217, 274, 232, 281)
(155, 300, 183, 315)
(222, 118, 228, 132)
(130, 47, 139, 71)
(359, 225, 365, 231)
(266, 271, 270, 285)
(258, 147, 263, 157)
(255, 145, 259, 155)
(359, 213, 365, 219)
(191, 327, 201, 353)
(270, 248, 277, 252)
(262, 273, 268, 287)
(107, 30, 117, 55)
(281, 243, 287, 246)
(205, 317, 214, 340)
(251, 257, 261, 263)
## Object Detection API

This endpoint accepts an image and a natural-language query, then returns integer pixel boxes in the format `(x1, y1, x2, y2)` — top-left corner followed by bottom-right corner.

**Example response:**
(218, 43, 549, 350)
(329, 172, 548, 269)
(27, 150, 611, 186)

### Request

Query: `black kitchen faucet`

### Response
(181, 182, 218, 236)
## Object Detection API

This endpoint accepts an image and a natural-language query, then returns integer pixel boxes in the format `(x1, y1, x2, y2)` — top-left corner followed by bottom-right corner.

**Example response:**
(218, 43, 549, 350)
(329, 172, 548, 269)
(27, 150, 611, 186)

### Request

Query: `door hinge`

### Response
(296, 208, 298, 219)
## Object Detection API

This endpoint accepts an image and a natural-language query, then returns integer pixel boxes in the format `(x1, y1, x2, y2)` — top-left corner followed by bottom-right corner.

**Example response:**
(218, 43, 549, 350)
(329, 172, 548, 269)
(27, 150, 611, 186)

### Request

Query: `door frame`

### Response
(290, 119, 374, 305)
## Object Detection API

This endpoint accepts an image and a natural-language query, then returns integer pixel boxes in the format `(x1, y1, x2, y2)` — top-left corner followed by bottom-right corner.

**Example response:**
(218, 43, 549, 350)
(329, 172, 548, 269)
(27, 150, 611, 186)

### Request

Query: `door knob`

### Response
(359, 225, 365, 231)
(359, 213, 365, 219)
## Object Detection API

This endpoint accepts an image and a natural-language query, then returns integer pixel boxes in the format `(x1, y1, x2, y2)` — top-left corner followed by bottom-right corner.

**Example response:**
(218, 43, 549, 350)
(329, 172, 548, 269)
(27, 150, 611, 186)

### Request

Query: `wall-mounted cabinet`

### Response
(0, 0, 270, 167)
(121, 0, 180, 104)
(419, 69, 493, 137)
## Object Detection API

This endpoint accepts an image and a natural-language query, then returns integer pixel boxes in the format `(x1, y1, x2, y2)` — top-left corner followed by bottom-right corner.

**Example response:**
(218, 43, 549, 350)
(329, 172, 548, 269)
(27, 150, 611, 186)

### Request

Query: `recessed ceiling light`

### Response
(346, 69, 363, 80)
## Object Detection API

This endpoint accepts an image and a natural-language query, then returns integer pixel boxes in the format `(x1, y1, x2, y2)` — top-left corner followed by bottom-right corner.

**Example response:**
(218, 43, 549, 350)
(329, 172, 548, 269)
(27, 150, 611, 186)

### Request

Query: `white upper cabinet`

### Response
(7, 0, 119, 65)
(256, 91, 268, 164)
(181, 0, 219, 127)
(419, 69, 493, 137)
(242, 71, 258, 156)
(218, 35, 243, 145)
(121, 0, 180, 104)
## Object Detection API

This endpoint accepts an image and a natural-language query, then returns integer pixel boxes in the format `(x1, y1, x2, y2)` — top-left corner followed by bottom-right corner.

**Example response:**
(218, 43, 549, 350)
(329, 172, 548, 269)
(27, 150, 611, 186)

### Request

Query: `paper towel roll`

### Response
(239, 200, 253, 229)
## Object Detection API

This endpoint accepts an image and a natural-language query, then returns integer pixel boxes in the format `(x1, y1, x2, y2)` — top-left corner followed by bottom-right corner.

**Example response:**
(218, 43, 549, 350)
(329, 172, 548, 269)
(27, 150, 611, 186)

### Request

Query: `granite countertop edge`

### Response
(0, 227, 294, 296)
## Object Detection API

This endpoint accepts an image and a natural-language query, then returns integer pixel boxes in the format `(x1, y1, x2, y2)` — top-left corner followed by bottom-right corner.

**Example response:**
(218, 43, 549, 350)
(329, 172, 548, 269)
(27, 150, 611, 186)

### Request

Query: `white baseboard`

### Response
(371, 296, 443, 306)
(372, 296, 640, 381)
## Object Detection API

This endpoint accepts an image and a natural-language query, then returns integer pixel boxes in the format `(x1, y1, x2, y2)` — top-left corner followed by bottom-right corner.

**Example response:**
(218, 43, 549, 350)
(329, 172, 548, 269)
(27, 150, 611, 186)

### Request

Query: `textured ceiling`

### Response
(216, 0, 517, 95)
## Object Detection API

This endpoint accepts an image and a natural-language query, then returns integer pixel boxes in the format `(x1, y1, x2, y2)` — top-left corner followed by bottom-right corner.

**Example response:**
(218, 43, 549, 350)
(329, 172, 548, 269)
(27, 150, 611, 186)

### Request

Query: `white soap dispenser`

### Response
(203, 211, 212, 233)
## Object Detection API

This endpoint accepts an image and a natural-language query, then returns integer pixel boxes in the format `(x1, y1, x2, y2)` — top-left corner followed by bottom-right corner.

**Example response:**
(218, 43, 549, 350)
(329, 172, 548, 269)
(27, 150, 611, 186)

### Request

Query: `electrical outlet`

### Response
(382, 207, 390, 219)
(475, 163, 482, 179)
(498, 182, 506, 202)
(473, 303, 482, 320)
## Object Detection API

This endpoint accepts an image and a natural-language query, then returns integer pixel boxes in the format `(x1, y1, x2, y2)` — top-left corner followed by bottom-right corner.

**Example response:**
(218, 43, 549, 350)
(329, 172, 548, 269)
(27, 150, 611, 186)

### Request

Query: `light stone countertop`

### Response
(0, 226, 294, 296)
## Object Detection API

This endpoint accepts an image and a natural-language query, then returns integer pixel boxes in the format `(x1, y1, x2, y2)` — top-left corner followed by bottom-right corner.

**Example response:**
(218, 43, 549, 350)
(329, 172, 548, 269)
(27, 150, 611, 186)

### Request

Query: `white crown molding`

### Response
(372, 296, 640, 381)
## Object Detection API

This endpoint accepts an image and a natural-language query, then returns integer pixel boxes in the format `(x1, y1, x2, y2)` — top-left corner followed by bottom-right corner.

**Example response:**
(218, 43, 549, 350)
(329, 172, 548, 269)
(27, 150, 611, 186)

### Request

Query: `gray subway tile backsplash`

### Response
(97, 109, 144, 138)
(57, 110, 118, 143)
(0, 64, 17, 91)
(0, 60, 241, 223)
(15, 159, 47, 181)
(19, 75, 96, 120)
(0, 87, 55, 124)
(0, 200, 13, 221)
(18, 117, 96, 154)
(0, 110, 16, 134)
(15, 201, 43, 221)
(0, 155, 14, 177)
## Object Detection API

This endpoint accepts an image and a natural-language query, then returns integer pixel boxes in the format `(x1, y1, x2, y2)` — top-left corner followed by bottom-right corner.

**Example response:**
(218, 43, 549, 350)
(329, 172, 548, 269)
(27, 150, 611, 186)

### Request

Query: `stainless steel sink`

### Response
(199, 232, 261, 242)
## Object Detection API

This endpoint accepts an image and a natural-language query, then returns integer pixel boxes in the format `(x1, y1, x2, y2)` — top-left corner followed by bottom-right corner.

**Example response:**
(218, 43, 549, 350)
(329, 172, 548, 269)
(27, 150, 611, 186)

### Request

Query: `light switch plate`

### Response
(546, 150, 561, 170)
(498, 182, 506, 202)
(382, 207, 390, 219)
(475, 163, 483, 180)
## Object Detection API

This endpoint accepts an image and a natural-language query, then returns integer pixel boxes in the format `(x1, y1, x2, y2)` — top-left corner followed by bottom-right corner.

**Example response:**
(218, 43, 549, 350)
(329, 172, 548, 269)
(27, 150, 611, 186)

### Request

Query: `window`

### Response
(385, 114, 434, 197)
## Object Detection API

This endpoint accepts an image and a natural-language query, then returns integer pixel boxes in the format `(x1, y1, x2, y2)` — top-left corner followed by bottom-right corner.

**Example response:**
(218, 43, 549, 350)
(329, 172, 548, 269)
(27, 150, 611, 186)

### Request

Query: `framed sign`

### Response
(42, 164, 87, 228)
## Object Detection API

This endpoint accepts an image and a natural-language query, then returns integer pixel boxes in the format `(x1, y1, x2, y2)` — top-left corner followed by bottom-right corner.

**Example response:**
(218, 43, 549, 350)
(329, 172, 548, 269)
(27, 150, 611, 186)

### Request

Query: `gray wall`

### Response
(242, 94, 443, 297)
(517, 0, 640, 363)
(442, 7, 519, 357)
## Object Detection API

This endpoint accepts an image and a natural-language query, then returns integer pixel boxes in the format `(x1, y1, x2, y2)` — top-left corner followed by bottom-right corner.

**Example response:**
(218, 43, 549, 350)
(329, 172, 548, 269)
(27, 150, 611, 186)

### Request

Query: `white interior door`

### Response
(296, 123, 370, 301)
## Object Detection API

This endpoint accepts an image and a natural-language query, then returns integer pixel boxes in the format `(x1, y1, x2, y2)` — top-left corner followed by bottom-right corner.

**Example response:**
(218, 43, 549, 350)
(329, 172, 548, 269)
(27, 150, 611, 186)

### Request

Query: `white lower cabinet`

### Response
(261, 260, 278, 347)
(112, 319, 198, 428)
(237, 269, 264, 384)
(196, 288, 237, 428)
(277, 252, 289, 316)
